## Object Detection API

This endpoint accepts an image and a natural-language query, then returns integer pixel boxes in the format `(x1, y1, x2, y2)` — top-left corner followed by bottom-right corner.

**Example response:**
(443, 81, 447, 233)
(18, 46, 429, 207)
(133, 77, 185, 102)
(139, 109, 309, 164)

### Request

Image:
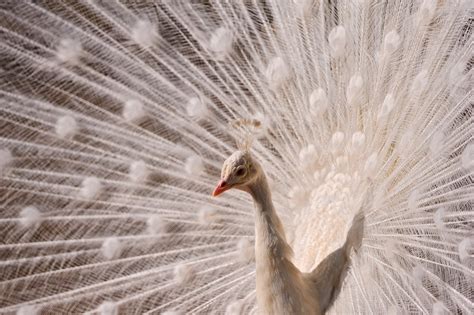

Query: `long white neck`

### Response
(248, 172, 320, 314)
(248, 174, 292, 260)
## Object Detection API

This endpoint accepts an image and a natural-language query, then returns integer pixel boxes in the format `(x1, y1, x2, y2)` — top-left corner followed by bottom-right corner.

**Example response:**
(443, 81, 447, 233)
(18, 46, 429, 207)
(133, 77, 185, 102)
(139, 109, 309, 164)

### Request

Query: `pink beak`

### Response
(212, 180, 230, 197)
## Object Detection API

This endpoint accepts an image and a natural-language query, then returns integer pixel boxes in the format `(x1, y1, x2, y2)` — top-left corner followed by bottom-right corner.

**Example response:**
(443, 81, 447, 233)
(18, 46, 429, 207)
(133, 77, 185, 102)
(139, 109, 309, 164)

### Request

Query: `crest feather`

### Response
(230, 119, 262, 151)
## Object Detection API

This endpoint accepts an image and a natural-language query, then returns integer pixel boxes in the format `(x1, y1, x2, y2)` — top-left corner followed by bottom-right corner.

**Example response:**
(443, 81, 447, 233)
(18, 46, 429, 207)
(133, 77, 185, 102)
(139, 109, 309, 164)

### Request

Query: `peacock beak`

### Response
(212, 180, 230, 197)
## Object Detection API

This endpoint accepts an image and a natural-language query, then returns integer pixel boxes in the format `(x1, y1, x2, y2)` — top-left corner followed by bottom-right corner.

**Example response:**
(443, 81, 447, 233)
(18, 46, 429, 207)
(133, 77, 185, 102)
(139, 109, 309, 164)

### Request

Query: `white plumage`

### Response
(0, 1, 472, 314)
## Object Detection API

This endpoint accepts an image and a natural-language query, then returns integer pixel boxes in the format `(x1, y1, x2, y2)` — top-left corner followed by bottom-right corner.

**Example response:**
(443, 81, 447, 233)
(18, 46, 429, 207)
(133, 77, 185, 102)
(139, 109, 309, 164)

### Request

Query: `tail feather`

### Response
(1, 1, 472, 313)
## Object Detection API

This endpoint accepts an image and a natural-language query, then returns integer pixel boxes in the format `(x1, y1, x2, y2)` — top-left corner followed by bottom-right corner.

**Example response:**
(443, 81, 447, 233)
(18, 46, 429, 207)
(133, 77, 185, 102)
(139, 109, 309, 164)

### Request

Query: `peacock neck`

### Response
(247, 173, 273, 213)
(247, 173, 291, 258)
(248, 173, 308, 313)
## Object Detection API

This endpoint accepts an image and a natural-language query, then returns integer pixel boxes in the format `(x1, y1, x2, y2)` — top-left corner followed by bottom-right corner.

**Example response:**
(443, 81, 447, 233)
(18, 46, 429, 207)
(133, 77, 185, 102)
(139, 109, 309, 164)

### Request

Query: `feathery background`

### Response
(0, 1, 473, 314)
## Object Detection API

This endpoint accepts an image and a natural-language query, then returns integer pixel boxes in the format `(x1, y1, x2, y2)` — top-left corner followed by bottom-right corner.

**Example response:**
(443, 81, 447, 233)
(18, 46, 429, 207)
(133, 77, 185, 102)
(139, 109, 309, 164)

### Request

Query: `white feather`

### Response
(0, 1, 472, 314)
(265, 57, 290, 90)
(101, 237, 122, 260)
(123, 99, 146, 123)
(16, 305, 39, 315)
(79, 176, 102, 200)
(131, 19, 158, 47)
(226, 300, 244, 315)
(186, 97, 208, 120)
(147, 215, 167, 235)
(328, 26, 346, 57)
(184, 155, 204, 176)
(19, 206, 42, 228)
(198, 206, 217, 224)
(56, 38, 82, 65)
(97, 301, 118, 315)
(383, 31, 400, 54)
(55, 115, 78, 139)
(208, 27, 234, 59)
(237, 238, 255, 263)
(129, 160, 148, 183)
(309, 88, 329, 117)
(174, 264, 195, 285)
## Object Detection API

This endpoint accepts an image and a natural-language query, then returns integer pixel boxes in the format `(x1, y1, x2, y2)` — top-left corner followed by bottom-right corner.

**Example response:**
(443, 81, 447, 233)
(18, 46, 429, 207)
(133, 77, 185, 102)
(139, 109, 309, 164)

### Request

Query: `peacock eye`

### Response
(235, 166, 246, 177)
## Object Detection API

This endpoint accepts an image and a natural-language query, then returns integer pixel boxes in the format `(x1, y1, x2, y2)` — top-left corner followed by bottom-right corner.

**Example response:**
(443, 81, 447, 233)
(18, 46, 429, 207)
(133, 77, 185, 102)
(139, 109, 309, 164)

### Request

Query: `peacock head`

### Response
(212, 150, 260, 196)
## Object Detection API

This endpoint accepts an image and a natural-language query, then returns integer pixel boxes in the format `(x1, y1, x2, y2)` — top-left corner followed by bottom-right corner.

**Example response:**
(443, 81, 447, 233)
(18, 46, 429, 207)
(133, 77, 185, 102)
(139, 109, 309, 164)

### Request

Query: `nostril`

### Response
(219, 181, 227, 188)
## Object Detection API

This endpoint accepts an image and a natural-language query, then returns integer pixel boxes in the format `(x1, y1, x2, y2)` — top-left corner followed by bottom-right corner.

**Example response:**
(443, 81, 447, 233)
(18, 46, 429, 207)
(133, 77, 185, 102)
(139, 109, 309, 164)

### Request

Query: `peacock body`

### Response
(0, 0, 473, 314)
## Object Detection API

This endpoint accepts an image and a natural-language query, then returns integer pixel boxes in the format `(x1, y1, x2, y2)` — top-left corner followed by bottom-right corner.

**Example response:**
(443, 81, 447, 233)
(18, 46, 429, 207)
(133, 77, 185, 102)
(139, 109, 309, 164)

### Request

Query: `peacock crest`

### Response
(231, 118, 263, 152)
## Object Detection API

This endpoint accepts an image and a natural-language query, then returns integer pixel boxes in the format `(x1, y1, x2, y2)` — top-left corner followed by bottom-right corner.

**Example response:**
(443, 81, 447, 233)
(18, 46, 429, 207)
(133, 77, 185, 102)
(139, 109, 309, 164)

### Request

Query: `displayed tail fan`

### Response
(0, 1, 472, 314)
